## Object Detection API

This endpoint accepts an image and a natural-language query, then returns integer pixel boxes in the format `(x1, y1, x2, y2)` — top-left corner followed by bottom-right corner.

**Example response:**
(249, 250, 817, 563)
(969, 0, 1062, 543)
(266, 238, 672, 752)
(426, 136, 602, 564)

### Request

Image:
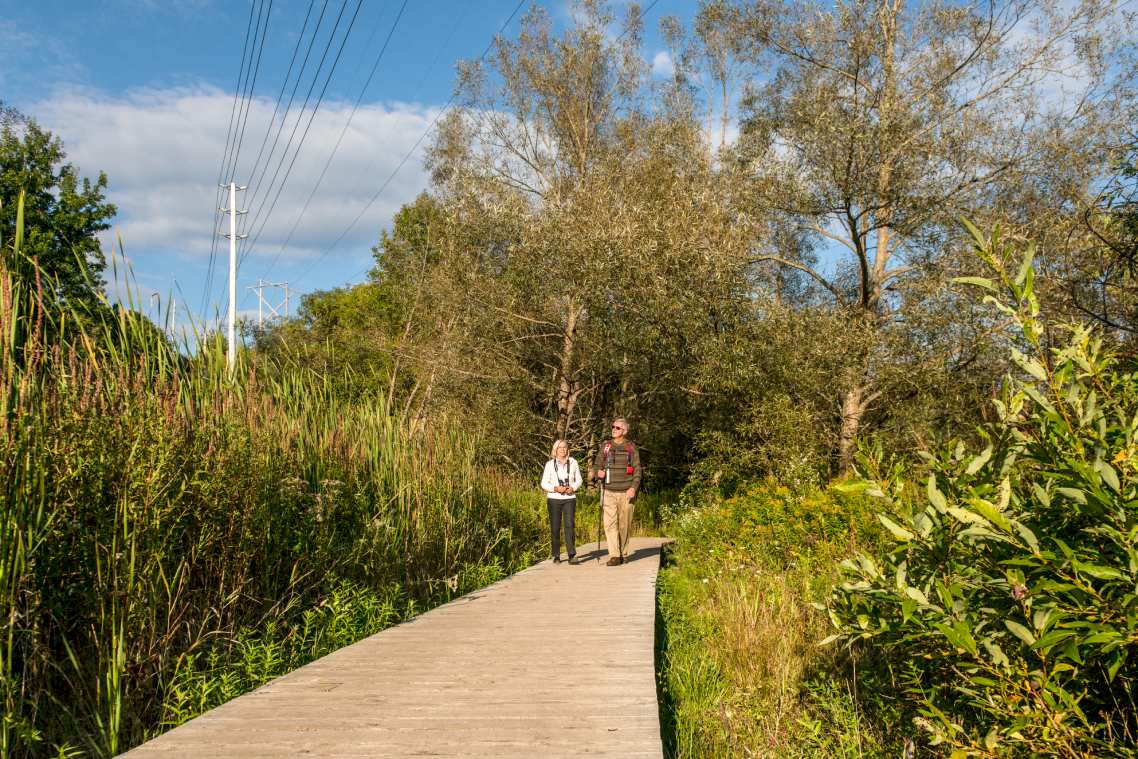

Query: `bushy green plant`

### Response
(826, 225, 1138, 757)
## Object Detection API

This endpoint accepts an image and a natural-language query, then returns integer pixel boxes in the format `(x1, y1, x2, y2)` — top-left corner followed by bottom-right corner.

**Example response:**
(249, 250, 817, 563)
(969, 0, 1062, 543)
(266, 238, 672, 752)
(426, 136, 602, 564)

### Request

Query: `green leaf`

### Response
(983, 640, 1009, 667)
(1011, 348, 1048, 382)
(1015, 247, 1035, 288)
(952, 276, 998, 291)
(962, 217, 987, 249)
(968, 497, 1011, 531)
(1108, 651, 1127, 681)
(905, 586, 930, 606)
(1015, 525, 1042, 555)
(1094, 459, 1121, 493)
(1005, 619, 1036, 645)
(832, 479, 871, 495)
(927, 475, 948, 512)
(964, 446, 992, 475)
(877, 514, 914, 541)
(1072, 560, 1124, 581)
(1056, 487, 1087, 505)
(935, 621, 978, 655)
(947, 506, 989, 526)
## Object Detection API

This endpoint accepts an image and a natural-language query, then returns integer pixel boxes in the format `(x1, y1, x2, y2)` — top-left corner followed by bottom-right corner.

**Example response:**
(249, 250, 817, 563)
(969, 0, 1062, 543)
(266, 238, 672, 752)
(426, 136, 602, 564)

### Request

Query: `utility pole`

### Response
(246, 279, 291, 327)
(221, 182, 247, 371)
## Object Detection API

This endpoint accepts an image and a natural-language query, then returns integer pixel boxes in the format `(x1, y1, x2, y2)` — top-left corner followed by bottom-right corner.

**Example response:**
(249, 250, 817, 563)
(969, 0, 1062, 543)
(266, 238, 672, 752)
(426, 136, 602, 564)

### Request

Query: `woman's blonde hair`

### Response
(549, 439, 569, 459)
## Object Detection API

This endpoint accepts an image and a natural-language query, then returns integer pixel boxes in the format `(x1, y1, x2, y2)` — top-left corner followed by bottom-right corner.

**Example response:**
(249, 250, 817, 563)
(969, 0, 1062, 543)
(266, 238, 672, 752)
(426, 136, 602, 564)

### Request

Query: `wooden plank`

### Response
(123, 538, 667, 758)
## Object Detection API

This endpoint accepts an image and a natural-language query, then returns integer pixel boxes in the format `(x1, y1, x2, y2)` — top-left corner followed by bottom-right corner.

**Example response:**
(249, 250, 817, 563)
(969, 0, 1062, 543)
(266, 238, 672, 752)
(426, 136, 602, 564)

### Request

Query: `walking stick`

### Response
(596, 439, 613, 563)
(596, 468, 604, 564)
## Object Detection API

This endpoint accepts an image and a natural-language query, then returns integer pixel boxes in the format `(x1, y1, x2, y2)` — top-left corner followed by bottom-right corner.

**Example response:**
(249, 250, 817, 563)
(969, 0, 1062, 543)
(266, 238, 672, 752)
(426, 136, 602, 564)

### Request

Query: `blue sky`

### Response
(1, 0, 697, 332)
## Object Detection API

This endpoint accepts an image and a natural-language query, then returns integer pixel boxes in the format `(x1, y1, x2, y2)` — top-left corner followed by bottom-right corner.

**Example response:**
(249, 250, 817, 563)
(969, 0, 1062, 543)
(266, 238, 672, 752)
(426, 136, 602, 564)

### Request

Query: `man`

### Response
(593, 417, 640, 566)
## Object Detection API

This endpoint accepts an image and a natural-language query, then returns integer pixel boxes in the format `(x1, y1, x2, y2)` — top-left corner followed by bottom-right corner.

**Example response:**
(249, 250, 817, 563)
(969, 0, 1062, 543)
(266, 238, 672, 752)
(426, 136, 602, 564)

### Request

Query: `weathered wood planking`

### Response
(123, 537, 668, 758)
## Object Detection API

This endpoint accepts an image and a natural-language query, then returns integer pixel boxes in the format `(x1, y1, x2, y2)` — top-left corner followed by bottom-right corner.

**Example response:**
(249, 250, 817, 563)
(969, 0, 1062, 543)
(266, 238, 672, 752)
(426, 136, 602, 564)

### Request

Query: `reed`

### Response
(0, 196, 544, 757)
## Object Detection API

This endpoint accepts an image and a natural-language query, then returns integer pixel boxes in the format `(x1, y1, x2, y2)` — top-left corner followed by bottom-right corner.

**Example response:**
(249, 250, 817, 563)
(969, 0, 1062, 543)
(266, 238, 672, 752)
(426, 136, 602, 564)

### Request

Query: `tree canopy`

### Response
(1, 104, 116, 307)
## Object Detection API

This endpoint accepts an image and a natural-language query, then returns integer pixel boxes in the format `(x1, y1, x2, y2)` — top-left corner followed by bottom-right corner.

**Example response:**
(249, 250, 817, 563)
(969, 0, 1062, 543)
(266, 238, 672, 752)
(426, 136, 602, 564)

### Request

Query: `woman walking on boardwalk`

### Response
(541, 440, 582, 564)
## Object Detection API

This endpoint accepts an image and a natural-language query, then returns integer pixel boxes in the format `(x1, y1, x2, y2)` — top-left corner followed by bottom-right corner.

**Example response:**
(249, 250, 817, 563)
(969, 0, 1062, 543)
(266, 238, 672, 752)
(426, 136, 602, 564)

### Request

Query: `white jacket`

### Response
(541, 457, 582, 500)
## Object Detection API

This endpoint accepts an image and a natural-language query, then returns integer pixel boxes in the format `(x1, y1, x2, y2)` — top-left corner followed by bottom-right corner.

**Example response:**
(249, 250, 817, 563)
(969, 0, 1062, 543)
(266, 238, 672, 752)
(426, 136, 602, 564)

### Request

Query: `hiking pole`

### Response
(596, 467, 604, 564)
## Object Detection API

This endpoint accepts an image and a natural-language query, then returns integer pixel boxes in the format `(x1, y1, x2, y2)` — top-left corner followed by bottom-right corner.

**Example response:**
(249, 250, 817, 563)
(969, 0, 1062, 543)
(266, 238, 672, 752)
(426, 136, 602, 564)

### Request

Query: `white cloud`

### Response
(650, 50, 674, 79)
(28, 84, 442, 287)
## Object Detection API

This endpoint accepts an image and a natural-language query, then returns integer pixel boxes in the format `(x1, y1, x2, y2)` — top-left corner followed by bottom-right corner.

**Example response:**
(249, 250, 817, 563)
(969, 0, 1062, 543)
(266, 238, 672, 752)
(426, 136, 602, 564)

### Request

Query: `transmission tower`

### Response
(246, 278, 291, 327)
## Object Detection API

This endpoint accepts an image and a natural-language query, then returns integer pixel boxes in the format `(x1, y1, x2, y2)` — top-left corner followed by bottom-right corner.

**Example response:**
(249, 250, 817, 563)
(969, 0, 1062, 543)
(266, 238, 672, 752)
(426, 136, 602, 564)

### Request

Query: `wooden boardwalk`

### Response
(124, 537, 668, 758)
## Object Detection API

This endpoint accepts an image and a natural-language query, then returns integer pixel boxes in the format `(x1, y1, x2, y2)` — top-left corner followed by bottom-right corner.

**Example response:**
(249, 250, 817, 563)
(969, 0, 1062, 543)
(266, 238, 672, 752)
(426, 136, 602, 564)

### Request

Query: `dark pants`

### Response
(547, 497, 576, 559)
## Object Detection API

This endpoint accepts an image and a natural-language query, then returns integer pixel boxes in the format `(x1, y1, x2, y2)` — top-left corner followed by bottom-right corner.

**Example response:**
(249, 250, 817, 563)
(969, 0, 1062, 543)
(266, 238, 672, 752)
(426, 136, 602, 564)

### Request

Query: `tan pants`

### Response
(602, 489, 634, 559)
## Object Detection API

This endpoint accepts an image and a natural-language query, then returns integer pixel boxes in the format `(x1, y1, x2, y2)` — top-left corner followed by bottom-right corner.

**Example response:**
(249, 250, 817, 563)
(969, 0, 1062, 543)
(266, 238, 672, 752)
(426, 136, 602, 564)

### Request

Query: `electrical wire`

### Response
(238, 0, 362, 263)
(240, 0, 334, 225)
(291, 0, 531, 287)
(241, 0, 318, 194)
(201, 0, 261, 315)
(249, 0, 411, 279)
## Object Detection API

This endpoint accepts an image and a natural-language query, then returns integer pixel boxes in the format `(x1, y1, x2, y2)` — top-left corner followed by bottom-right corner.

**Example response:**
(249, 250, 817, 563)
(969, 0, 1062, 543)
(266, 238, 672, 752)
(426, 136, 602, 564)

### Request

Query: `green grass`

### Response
(0, 197, 546, 758)
(655, 481, 897, 758)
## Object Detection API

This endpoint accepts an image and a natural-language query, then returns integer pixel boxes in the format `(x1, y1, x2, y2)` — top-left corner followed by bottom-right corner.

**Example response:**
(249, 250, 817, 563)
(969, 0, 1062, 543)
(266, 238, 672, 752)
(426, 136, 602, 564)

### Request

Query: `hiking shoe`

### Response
(567, 555, 578, 565)
(552, 557, 561, 564)
(606, 556, 623, 566)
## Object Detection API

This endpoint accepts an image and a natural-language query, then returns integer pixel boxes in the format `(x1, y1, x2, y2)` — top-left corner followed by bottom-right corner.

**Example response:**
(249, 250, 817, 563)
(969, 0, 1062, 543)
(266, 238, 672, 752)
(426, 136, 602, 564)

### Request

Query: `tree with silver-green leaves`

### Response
(379, 1, 753, 465)
(726, 0, 1136, 472)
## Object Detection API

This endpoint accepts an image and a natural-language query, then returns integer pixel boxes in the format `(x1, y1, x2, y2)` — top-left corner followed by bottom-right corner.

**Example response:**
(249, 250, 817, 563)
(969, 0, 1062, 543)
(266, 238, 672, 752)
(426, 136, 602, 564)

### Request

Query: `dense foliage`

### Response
(0, 106, 115, 307)
(4, 1, 1138, 756)
(0, 207, 544, 757)
(657, 483, 888, 757)
(828, 229, 1138, 756)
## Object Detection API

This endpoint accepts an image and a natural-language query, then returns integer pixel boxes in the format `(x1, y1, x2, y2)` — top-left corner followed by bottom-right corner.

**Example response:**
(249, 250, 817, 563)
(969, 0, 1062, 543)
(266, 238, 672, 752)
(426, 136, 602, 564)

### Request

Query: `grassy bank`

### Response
(0, 235, 545, 756)
(655, 482, 891, 758)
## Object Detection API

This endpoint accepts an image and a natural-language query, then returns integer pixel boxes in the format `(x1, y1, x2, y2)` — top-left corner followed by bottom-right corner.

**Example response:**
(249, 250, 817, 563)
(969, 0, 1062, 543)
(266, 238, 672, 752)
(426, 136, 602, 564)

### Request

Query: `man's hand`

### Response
(626, 488, 636, 499)
(595, 469, 605, 480)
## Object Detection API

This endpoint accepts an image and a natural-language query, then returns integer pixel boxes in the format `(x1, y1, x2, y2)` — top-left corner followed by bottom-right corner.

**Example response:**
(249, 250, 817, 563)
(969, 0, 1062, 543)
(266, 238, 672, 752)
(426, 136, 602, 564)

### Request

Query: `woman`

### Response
(540, 439, 582, 564)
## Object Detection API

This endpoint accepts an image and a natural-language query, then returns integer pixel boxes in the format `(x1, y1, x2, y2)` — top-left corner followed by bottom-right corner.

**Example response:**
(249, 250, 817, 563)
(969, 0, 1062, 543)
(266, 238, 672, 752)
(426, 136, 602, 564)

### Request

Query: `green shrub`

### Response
(826, 226, 1138, 757)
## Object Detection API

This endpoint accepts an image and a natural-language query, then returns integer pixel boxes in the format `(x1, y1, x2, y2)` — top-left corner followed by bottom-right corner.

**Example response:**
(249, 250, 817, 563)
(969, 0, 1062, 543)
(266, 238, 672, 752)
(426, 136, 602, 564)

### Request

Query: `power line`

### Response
(240, 0, 333, 221)
(238, 0, 361, 261)
(201, 0, 261, 315)
(292, 0, 531, 287)
(241, 0, 318, 195)
(250, 0, 411, 279)
(213, 0, 275, 321)
(237, 0, 367, 269)
(311, 0, 663, 288)
(223, 0, 274, 187)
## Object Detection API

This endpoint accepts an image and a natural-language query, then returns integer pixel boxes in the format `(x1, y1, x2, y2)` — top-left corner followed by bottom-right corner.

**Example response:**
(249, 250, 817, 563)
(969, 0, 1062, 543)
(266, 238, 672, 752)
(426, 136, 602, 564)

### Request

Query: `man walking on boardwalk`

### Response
(593, 417, 640, 566)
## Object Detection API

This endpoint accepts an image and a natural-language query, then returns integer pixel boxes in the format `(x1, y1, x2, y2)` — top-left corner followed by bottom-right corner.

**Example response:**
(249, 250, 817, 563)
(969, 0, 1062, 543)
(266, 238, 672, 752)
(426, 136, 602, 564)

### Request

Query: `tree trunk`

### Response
(837, 385, 869, 476)
(554, 304, 580, 440)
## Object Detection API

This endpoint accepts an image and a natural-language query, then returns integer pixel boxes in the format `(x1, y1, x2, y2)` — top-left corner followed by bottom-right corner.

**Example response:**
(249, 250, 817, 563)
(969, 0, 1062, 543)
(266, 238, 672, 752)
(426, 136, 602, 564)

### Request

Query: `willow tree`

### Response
(733, 0, 1136, 471)
(409, 0, 751, 460)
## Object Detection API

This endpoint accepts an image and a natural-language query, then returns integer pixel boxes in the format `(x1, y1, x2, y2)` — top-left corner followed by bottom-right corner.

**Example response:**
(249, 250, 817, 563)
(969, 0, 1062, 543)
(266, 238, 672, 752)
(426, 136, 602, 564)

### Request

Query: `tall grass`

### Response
(655, 483, 893, 758)
(0, 197, 544, 757)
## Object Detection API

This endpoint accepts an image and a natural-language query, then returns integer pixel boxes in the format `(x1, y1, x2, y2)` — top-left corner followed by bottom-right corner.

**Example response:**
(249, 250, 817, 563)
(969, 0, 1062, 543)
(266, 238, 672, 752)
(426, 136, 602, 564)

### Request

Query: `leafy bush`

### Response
(827, 226, 1138, 757)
